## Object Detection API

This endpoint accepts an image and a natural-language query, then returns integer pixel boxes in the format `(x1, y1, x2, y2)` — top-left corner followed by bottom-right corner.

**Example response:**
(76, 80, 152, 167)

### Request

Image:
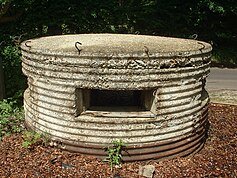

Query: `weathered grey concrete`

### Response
(21, 34, 212, 161)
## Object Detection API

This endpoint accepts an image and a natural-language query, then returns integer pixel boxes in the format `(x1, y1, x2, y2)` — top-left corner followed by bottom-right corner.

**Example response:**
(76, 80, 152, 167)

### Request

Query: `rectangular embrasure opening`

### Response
(76, 89, 155, 116)
(90, 90, 147, 112)
(91, 90, 141, 106)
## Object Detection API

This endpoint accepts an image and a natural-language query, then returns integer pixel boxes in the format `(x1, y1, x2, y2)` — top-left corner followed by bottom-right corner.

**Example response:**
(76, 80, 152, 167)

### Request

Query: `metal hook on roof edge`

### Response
(75, 42, 82, 55)
(191, 34, 198, 40)
(25, 41, 31, 49)
(197, 42, 205, 51)
(144, 46, 149, 58)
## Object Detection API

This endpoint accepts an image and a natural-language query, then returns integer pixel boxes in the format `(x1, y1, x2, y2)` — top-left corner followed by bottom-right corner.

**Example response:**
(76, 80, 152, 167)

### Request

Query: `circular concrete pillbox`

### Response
(21, 34, 212, 161)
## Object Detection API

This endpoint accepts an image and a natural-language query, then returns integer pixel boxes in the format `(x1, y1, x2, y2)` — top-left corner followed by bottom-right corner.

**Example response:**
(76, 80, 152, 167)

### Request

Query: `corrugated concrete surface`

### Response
(21, 34, 212, 161)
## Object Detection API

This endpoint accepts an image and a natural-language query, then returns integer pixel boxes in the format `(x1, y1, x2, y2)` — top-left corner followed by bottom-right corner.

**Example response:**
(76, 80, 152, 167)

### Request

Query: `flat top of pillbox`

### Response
(21, 34, 212, 56)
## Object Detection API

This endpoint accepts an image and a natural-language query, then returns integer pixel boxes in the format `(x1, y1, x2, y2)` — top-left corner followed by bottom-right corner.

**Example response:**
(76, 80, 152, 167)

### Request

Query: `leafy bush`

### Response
(1, 42, 26, 97)
(0, 93, 24, 140)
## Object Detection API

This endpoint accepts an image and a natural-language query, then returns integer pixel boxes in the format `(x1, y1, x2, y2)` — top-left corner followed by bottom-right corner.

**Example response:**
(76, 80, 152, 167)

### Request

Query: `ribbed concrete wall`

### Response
(21, 34, 212, 161)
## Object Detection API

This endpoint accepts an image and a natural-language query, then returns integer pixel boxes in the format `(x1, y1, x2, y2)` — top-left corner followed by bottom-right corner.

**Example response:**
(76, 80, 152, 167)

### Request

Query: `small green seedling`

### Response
(22, 131, 42, 148)
(104, 139, 126, 170)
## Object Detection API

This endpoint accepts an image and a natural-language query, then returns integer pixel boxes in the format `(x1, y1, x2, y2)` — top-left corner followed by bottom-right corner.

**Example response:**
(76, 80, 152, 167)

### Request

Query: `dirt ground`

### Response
(0, 103, 236, 178)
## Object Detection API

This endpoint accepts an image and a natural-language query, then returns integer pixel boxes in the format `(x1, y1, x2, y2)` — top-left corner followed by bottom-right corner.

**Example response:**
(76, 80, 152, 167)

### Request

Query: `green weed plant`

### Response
(104, 139, 126, 170)
(22, 131, 42, 148)
(22, 131, 51, 148)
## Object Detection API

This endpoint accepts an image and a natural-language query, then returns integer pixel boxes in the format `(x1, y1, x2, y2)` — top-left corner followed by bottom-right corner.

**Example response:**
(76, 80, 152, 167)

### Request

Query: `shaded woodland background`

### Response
(0, 0, 237, 99)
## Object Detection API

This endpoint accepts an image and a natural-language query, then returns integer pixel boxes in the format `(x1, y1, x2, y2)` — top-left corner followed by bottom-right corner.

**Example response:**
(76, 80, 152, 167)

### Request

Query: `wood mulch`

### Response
(0, 103, 236, 178)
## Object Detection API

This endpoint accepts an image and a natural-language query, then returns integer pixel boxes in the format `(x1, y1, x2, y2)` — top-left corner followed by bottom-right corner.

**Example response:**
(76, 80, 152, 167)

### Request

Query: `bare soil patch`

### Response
(0, 103, 236, 178)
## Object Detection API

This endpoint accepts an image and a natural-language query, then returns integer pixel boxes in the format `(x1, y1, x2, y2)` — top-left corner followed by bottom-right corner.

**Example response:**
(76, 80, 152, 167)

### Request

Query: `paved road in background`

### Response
(206, 68, 237, 90)
(206, 67, 237, 104)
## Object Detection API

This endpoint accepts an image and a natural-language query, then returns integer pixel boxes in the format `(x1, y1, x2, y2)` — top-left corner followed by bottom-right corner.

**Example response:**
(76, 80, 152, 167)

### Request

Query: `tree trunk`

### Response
(0, 56, 5, 100)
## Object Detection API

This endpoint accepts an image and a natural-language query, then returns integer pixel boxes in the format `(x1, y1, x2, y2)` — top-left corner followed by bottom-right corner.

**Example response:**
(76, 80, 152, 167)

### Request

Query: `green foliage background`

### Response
(0, 0, 237, 98)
